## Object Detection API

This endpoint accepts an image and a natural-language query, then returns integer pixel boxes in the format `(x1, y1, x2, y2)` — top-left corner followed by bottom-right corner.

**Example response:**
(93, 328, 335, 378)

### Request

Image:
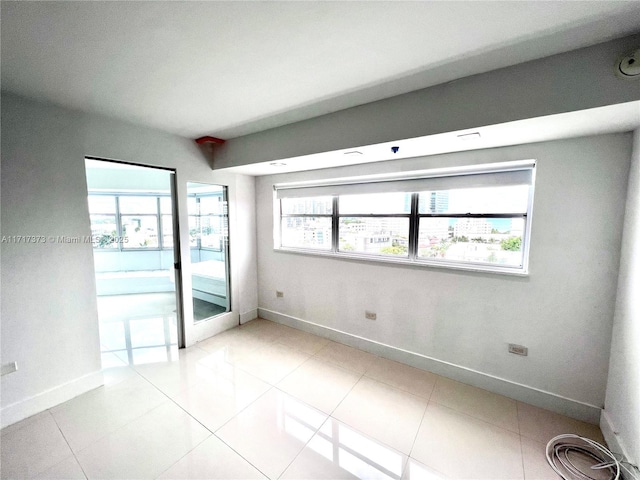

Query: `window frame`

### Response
(88, 192, 173, 251)
(279, 196, 334, 251)
(273, 160, 536, 275)
(188, 192, 227, 252)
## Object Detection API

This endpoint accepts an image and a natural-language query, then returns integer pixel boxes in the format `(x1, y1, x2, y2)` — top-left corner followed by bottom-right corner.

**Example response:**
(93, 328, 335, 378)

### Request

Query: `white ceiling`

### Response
(2, 1, 640, 140)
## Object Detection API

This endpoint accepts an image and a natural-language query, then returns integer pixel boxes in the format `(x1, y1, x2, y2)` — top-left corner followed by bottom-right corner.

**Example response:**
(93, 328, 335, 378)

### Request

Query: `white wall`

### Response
(256, 133, 631, 423)
(214, 34, 640, 169)
(601, 129, 640, 471)
(0, 93, 258, 426)
(1, 93, 103, 426)
(234, 174, 259, 323)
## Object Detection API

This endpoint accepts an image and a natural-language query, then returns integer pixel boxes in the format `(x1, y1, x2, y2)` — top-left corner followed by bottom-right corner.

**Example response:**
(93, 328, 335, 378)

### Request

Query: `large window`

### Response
(339, 192, 410, 257)
(188, 192, 227, 251)
(88, 193, 170, 250)
(274, 161, 535, 274)
(280, 197, 333, 250)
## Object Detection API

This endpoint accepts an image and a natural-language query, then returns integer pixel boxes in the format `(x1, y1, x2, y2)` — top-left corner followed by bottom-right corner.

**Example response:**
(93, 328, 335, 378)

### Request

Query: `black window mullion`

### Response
(157, 197, 163, 250)
(115, 196, 123, 252)
(420, 213, 527, 219)
(409, 193, 419, 260)
(332, 196, 339, 253)
(281, 214, 333, 218)
(337, 216, 411, 220)
(279, 198, 283, 248)
(196, 197, 201, 250)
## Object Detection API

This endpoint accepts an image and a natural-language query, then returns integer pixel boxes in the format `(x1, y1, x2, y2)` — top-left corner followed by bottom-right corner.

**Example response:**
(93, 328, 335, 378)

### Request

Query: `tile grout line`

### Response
(327, 371, 366, 417)
(407, 398, 429, 461)
(275, 355, 368, 479)
(135, 351, 276, 478)
(518, 435, 527, 480)
(211, 431, 272, 479)
(211, 384, 276, 435)
(516, 403, 528, 480)
(214, 321, 330, 478)
(156, 339, 279, 477)
(49, 369, 168, 458)
(429, 400, 523, 438)
(407, 375, 438, 460)
(275, 416, 328, 479)
(152, 434, 211, 480)
(361, 370, 438, 402)
(48, 409, 90, 480)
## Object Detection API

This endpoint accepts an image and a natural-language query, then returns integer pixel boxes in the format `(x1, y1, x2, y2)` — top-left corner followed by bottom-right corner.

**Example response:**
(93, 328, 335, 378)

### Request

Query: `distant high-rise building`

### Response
(453, 218, 492, 237)
(403, 191, 449, 213)
(430, 191, 449, 213)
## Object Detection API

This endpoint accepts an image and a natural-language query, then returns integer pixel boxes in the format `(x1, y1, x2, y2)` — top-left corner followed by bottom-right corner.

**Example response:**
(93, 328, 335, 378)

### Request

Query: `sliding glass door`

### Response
(85, 158, 184, 365)
(186, 182, 231, 323)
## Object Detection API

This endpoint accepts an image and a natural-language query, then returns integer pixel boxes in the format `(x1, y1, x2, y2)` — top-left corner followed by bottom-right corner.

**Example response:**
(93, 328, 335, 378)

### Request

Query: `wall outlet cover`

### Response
(508, 344, 528, 356)
(1, 362, 18, 376)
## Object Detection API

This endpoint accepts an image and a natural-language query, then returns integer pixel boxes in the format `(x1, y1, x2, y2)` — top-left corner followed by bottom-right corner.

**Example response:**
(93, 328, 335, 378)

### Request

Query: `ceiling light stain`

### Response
(457, 132, 481, 141)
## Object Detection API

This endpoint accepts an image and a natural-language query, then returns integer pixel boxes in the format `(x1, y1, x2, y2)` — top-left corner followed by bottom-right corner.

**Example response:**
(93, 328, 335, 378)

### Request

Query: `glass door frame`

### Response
(186, 182, 232, 323)
(85, 156, 186, 349)
(182, 179, 239, 347)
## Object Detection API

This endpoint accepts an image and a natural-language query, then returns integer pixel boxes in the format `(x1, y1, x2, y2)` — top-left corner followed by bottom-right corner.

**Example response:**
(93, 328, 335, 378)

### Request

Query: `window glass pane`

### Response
(281, 197, 332, 215)
(187, 196, 198, 215)
(163, 235, 174, 248)
(418, 217, 524, 266)
(160, 196, 172, 214)
(90, 215, 118, 248)
(339, 217, 409, 257)
(88, 196, 116, 214)
(281, 217, 332, 250)
(188, 215, 198, 247)
(200, 215, 223, 249)
(199, 195, 223, 215)
(418, 185, 529, 214)
(339, 192, 411, 215)
(122, 215, 159, 248)
(119, 196, 158, 214)
(162, 214, 173, 248)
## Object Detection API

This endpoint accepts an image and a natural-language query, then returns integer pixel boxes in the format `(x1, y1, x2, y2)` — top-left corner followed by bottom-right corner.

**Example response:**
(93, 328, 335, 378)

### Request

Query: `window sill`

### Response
(274, 247, 529, 276)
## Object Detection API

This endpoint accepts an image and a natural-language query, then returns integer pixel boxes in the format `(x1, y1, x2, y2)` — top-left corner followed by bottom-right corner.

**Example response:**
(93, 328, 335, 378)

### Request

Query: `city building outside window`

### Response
(274, 160, 535, 274)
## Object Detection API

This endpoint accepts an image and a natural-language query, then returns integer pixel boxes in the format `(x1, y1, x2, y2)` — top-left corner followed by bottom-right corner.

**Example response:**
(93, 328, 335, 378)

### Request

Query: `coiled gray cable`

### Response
(546, 434, 620, 480)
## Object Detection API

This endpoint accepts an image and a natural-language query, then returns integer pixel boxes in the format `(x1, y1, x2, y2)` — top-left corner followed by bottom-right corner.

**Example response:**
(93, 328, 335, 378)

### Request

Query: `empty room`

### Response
(1, 1, 639, 479)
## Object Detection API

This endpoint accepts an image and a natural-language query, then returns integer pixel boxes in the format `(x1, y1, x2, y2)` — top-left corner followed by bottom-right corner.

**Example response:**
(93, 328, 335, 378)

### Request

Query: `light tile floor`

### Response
(1, 319, 606, 479)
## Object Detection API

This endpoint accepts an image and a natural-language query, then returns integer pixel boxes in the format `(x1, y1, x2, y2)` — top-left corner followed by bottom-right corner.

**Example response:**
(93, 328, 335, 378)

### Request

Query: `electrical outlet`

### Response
(508, 344, 528, 356)
(365, 311, 377, 320)
(276, 291, 284, 298)
(1, 362, 18, 376)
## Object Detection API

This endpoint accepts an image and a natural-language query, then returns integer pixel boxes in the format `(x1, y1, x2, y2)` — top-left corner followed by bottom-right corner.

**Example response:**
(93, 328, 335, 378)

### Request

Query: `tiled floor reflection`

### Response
(1, 319, 607, 479)
(282, 418, 411, 480)
(97, 293, 179, 366)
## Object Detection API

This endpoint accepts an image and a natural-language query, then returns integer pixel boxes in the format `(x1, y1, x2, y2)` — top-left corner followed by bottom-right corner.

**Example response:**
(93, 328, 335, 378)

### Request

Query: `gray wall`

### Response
(1, 94, 102, 421)
(256, 133, 631, 421)
(602, 129, 640, 469)
(214, 34, 640, 169)
(0, 93, 258, 426)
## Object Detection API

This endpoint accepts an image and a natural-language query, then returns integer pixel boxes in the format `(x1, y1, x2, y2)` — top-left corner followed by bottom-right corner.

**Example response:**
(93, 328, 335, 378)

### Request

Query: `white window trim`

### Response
(273, 160, 536, 276)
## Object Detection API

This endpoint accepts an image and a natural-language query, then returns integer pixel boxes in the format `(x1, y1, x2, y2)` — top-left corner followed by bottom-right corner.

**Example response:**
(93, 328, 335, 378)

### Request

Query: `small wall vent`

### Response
(616, 48, 640, 80)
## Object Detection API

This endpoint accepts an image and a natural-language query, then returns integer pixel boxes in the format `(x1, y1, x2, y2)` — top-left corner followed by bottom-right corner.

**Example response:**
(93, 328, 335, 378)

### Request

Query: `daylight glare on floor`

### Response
(0, 319, 606, 479)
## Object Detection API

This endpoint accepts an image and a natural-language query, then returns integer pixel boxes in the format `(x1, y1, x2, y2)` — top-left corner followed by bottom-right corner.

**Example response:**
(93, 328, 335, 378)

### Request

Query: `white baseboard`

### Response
(600, 410, 640, 480)
(240, 309, 258, 324)
(1, 370, 104, 429)
(258, 307, 602, 424)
